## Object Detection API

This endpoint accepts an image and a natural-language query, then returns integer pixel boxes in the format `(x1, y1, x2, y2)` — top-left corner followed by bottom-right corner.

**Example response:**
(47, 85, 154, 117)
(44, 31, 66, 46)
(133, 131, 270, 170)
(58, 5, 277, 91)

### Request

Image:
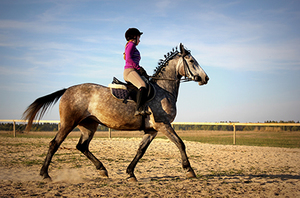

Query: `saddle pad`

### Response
(110, 87, 133, 101)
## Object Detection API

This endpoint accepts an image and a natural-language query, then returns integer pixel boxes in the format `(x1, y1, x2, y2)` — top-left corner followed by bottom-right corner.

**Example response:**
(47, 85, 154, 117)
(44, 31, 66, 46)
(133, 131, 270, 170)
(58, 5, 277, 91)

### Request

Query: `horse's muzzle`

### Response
(205, 75, 209, 83)
(195, 75, 209, 85)
(194, 75, 209, 84)
(194, 75, 202, 82)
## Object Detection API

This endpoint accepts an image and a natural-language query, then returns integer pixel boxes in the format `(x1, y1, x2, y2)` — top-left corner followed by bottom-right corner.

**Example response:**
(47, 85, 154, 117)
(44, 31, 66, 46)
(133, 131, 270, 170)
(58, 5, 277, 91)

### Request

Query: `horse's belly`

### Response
(89, 88, 142, 130)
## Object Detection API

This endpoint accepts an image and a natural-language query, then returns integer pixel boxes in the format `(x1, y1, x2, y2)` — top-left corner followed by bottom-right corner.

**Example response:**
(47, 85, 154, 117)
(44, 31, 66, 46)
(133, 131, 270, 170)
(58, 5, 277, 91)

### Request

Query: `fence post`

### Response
(233, 124, 236, 145)
(13, 121, 16, 137)
(109, 128, 111, 139)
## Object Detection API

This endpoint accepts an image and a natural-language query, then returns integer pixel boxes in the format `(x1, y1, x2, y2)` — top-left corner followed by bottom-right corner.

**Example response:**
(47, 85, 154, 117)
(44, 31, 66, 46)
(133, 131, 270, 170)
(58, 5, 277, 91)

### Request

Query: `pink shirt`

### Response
(124, 41, 141, 70)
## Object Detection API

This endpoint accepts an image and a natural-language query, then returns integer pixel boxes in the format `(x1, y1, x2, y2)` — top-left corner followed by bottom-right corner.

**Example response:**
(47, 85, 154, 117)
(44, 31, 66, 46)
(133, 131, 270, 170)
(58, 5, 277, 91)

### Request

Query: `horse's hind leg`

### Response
(76, 118, 108, 178)
(40, 124, 74, 180)
(126, 130, 158, 182)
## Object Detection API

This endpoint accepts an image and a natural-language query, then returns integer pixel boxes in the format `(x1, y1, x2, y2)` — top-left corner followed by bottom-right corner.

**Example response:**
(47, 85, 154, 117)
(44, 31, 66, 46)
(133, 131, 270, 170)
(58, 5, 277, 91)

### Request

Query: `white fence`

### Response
(1, 120, 300, 145)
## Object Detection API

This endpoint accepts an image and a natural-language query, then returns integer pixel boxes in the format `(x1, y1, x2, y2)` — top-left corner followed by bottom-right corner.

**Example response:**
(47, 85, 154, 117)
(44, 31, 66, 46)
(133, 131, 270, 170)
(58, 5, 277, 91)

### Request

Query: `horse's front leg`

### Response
(126, 130, 157, 182)
(155, 123, 196, 178)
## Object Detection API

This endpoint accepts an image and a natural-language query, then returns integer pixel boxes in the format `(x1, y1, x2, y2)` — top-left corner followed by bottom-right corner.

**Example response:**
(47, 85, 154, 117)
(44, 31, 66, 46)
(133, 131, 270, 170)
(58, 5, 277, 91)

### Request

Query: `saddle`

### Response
(108, 77, 156, 104)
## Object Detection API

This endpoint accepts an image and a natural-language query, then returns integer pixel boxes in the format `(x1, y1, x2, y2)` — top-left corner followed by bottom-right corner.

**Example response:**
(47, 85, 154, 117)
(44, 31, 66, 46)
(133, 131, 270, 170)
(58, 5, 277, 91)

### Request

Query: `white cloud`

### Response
(191, 39, 300, 71)
(156, 0, 171, 9)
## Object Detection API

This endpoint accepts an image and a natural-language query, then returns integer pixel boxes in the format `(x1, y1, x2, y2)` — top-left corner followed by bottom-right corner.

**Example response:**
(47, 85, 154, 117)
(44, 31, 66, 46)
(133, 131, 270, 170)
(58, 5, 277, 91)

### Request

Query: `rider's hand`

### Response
(139, 67, 149, 78)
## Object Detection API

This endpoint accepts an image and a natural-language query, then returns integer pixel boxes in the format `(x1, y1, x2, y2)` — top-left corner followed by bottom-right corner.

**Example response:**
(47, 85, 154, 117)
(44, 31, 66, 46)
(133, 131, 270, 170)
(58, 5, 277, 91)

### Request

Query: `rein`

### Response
(150, 76, 178, 81)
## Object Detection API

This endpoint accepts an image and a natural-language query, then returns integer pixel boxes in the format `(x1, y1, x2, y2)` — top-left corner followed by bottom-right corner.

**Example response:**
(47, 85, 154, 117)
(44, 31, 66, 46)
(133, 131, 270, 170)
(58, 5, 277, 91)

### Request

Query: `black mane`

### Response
(152, 47, 179, 77)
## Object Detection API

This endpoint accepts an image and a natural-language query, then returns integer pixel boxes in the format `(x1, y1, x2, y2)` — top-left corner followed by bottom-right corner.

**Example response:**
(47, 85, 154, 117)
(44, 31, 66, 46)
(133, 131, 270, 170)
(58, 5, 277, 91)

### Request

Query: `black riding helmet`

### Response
(125, 28, 143, 41)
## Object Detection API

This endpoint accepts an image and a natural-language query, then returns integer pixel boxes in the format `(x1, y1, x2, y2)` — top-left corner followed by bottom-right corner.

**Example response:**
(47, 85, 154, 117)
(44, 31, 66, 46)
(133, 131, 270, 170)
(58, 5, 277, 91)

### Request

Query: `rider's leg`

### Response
(135, 87, 151, 116)
(124, 68, 146, 88)
(124, 69, 151, 116)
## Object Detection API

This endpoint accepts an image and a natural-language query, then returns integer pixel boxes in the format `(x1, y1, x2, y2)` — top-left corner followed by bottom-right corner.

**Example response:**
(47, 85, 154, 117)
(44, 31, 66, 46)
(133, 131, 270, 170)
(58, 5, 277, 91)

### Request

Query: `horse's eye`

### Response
(190, 59, 194, 63)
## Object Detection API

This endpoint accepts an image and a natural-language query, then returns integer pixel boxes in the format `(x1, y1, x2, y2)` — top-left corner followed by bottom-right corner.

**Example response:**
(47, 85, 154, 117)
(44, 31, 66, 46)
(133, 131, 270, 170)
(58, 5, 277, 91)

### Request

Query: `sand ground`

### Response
(0, 135, 299, 197)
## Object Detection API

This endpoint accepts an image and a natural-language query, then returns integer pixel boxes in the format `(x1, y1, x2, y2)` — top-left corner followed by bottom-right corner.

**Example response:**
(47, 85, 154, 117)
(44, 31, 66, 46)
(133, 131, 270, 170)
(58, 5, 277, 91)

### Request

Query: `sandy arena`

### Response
(0, 135, 299, 197)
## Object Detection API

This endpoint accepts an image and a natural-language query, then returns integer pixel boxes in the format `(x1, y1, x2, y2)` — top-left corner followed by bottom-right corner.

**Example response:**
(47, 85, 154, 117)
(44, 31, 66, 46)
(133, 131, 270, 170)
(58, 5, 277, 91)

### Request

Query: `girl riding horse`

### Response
(123, 28, 151, 116)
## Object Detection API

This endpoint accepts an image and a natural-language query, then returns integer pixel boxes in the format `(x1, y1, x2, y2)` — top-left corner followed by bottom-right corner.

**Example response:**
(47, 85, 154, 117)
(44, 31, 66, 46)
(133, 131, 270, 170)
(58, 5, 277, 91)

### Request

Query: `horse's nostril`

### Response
(194, 75, 202, 82)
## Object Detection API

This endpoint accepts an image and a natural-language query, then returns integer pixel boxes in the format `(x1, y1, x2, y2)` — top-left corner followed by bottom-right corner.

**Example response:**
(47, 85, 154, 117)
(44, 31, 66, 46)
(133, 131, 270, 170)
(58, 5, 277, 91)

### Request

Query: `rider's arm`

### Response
(125, 42, 140, 70)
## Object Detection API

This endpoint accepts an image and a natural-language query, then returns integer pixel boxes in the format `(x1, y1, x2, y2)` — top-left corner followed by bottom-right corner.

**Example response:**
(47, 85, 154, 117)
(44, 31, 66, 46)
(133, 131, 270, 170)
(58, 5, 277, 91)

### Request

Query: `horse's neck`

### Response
(155, 60, 181, 100)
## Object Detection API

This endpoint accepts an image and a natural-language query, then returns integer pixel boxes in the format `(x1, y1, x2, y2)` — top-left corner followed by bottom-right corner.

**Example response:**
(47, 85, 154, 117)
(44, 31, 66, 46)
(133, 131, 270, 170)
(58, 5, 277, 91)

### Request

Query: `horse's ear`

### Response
(180, 43, 186, 56)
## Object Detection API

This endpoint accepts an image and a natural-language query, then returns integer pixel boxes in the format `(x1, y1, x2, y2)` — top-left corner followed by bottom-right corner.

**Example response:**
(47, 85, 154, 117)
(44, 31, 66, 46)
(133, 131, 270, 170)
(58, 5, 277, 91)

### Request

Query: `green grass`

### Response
(22, 159, 42, 166)
(176, 131, 300, 148)
(0, 133, 53, 139)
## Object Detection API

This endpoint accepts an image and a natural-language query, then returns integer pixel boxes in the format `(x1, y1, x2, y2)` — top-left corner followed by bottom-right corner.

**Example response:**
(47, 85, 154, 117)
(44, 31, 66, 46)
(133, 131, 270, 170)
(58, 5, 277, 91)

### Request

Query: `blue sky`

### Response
(0, 0, 299, 123)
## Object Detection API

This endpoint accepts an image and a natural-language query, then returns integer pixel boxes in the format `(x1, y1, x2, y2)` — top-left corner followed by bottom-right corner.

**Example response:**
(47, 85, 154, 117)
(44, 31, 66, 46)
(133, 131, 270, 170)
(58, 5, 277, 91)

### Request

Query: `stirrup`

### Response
(134, 110, 144, 116)
(134, 108, 151, 116)
(142, 109, 151, 115)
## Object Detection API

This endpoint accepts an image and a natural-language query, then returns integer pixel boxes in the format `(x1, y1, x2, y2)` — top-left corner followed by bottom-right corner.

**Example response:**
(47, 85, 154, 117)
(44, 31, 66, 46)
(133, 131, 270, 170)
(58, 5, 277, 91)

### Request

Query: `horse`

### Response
(22, 43, 209, 182)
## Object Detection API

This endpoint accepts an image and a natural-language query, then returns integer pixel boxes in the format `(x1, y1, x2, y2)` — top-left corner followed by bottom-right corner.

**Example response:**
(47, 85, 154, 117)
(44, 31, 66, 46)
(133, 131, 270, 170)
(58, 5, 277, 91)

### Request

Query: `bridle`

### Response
(150, 50, 200, 83)
(181, 52, 197, 82)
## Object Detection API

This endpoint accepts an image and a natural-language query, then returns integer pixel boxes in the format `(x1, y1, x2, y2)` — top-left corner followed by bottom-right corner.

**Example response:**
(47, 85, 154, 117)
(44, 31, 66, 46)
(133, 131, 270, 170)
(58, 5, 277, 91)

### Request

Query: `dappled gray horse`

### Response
(23, 43, 209, 182)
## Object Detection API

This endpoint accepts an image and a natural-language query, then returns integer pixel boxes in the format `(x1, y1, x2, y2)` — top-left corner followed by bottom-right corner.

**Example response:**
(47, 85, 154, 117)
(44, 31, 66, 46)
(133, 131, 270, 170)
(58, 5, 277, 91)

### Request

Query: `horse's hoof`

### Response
(41, 172, 52, 182)
(186, 170, 197, 178)
(127, 177, 137, 182)
(43, 177, 52, 182)
(99, 170, 109, 178)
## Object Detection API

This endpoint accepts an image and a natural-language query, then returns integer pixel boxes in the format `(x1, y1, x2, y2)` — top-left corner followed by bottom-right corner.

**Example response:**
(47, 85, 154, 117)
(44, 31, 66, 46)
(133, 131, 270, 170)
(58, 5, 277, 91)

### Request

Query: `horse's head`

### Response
(178, 43, 209, 85)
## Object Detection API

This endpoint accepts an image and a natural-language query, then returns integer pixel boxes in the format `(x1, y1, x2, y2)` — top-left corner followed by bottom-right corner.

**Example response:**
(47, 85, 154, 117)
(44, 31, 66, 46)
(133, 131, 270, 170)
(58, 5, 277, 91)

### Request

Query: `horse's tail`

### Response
(22, 89, 67, 131)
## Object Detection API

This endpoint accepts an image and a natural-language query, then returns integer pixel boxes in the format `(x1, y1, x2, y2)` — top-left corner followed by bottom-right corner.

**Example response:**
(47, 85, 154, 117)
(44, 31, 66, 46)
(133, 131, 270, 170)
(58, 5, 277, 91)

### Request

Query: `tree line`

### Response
(0, 121, 299, 132)
(0, 123, 109, 132)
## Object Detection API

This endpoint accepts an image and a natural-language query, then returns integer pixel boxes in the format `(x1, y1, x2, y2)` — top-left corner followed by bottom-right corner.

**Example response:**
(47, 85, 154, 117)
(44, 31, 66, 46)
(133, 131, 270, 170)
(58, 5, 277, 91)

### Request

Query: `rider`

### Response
(123, 28, 151, 116)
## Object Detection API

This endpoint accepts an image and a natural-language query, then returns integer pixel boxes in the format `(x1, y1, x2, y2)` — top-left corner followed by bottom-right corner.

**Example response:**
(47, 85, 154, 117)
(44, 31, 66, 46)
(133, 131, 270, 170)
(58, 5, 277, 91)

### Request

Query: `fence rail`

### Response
(0, 119, 60, 137)
(1, 119, 300, 144)
(172, 122, 300, 144)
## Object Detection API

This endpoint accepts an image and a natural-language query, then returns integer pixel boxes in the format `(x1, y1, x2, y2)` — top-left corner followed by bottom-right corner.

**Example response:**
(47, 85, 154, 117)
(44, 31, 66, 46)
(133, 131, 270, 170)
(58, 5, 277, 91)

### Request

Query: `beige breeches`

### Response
(123, 68, 146, 89)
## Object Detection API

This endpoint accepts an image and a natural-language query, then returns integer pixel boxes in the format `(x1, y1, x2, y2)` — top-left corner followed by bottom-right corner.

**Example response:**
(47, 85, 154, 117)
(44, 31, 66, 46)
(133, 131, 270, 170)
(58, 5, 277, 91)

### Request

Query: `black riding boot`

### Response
(135, 87, 151, 116)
